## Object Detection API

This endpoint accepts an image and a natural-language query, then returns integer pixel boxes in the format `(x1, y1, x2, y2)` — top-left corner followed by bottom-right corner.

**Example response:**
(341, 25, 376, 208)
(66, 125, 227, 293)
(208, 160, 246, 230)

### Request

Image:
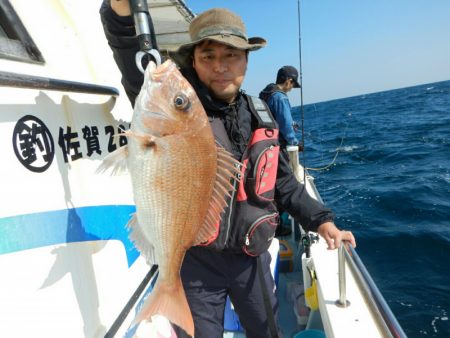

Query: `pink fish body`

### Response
(101, 59, 240, 336)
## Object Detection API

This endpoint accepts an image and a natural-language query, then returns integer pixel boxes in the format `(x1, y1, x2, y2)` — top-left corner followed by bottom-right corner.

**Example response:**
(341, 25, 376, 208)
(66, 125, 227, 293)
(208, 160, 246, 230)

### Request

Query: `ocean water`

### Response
(292, 80, 450, 337)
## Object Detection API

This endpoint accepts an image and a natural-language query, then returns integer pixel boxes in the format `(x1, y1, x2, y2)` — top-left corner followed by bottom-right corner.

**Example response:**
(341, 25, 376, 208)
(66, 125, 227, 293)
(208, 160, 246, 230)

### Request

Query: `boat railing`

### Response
(0, 70, 119, 96)
(336, 244, 349, 308)
(104, 265, 159, 338)
(286, 146, 407, 337)
(341, 244, 408, 338)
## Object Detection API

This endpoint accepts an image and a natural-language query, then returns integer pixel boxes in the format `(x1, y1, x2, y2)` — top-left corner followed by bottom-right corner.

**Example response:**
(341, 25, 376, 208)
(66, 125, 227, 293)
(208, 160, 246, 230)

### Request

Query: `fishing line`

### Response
(306, 122, 348, 171)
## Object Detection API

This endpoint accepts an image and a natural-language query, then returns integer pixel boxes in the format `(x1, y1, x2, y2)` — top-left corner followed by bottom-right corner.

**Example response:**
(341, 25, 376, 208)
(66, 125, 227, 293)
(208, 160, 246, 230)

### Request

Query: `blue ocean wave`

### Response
(293, 80, 450, 337)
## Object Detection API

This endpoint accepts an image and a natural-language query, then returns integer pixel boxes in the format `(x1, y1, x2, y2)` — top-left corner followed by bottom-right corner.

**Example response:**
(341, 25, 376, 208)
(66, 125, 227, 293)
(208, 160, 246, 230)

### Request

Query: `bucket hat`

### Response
(173, 8, 266, 67)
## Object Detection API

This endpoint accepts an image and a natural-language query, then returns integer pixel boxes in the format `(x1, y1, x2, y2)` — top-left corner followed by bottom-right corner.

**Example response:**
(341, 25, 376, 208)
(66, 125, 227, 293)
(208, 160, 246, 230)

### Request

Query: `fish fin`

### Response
(193, 146, 242, 245)
(128, 213, 157, 265)
(126, 130, 158, 148)
(131, 279, 194, 337)
(96, 146, 129, 175)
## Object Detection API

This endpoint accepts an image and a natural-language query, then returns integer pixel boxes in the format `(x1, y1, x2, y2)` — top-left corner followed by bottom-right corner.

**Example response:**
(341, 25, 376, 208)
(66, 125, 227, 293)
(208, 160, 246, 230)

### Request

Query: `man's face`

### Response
(285, 79, 295, 93)
(192, 40, 248, 103)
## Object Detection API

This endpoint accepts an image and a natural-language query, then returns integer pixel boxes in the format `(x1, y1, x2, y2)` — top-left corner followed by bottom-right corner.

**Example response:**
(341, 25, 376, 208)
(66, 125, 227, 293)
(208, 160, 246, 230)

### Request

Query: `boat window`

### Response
(0, 0, 44, 64)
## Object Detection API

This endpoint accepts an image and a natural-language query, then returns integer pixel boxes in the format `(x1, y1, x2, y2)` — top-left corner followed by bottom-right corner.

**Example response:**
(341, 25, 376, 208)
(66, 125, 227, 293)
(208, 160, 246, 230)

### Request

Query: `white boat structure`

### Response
(0, 1, 406, 337)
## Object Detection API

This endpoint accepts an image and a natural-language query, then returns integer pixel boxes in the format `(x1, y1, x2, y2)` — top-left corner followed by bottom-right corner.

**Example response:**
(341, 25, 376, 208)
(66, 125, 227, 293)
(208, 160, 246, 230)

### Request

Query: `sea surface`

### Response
(292, 80, 450, 337)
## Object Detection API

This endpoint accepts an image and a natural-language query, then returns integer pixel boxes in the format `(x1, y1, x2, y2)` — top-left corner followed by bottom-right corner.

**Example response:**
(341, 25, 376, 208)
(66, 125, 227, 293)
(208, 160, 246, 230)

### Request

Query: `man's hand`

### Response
(111, 0, 131, 16)
(317, 221, 356, 250)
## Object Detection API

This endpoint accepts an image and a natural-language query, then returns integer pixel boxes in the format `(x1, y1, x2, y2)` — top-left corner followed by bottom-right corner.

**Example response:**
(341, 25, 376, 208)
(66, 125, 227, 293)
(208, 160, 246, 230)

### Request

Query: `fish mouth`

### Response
(151, 60, 176, 82)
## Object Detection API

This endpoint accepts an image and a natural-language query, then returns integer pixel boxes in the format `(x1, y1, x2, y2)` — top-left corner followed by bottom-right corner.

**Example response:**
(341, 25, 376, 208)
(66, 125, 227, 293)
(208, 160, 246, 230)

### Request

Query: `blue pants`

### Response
(174, 247, 280, 338)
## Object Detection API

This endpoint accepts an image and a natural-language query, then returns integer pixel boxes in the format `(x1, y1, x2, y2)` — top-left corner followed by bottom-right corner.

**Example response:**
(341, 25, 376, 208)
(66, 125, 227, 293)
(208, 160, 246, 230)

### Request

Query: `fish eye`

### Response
(173, 93, 191, 111)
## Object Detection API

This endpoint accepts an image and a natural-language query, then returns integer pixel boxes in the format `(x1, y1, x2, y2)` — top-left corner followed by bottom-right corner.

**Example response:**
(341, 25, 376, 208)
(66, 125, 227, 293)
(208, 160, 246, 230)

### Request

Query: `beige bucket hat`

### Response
(173, 8, 267, 67)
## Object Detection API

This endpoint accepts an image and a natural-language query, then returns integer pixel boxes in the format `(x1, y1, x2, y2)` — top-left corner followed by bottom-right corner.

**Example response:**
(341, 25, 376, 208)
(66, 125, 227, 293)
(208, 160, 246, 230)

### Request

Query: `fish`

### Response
(99, 59, 241, 336)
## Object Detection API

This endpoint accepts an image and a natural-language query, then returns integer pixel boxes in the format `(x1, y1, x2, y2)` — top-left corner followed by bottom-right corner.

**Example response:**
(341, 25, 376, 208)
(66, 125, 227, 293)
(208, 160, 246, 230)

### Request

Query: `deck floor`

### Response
(224, 234, 311, 338)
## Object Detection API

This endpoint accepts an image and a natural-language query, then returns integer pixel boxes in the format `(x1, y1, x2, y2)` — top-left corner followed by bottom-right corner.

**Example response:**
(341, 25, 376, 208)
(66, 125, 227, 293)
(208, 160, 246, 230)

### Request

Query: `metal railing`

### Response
(336, 245, 350, 308)
(0, 71, 119, 96)
(338, 244, 408, 338)
(104, 265, 159, 338)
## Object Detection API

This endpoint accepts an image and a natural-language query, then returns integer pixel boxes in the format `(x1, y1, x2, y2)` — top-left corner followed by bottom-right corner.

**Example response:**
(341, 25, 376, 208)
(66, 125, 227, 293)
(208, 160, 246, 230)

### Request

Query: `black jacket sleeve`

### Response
(274, 150, 335, 232)
(99, 0, 143, 106)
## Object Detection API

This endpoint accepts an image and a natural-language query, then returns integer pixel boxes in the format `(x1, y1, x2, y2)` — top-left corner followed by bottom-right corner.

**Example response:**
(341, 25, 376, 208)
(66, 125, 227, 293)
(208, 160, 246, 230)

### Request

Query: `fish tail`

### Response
(132, 279, 194, 337)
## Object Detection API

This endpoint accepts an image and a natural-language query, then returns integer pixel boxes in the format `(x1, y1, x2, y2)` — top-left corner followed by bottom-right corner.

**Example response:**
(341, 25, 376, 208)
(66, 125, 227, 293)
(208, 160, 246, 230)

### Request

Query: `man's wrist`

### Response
(111, 0, 132, 17)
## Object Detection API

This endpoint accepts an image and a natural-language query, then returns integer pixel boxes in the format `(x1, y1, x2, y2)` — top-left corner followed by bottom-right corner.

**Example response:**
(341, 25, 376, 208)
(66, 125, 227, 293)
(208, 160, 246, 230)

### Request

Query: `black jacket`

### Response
(99, 1, 334, 233)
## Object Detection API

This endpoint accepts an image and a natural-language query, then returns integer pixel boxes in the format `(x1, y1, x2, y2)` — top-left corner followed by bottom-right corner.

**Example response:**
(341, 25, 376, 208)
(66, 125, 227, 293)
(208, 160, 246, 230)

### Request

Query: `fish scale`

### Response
(99, 59, 241, 336)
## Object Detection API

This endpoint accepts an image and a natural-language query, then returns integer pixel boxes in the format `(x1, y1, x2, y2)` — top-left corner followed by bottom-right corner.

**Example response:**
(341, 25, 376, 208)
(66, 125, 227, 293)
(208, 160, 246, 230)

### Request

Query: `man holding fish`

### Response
(100, 1, 356, 337)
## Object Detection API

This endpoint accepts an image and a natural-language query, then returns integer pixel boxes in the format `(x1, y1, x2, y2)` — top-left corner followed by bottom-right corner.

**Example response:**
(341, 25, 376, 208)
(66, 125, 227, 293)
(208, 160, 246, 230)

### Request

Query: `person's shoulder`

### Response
(271, 90, 285, 97)
(270, 91, 288, 101)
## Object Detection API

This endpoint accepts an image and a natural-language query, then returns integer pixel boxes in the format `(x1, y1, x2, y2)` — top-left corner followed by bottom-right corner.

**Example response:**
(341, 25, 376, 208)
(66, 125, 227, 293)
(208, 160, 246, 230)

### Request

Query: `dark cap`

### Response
(276, 65, 301, 88)
(173, 8, 267, 67)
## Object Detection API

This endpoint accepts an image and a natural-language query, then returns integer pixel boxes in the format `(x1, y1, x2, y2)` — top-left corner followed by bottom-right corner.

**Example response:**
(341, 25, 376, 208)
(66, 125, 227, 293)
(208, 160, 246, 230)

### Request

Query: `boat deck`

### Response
(223, 232, 323, 338)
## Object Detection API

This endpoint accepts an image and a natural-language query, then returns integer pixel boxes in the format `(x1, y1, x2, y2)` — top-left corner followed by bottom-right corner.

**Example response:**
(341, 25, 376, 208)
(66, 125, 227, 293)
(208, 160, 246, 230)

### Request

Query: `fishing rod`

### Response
(295, 0, 343, 173)
(296, 0, 305, 154)
(130, 0, 162, 72)
(293, 0, 309, 188)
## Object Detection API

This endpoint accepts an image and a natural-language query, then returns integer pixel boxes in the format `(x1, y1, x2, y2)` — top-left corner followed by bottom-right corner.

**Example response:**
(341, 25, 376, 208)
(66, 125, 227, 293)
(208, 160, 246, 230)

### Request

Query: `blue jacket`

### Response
(259, 84, 299, 146)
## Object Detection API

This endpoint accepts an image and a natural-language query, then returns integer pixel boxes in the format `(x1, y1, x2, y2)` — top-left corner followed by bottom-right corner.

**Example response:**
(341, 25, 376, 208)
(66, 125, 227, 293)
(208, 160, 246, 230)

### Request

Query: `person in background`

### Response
(260, 66, 303, 236)
(100, 1, 356, 337)
(259, 65, 302, 148)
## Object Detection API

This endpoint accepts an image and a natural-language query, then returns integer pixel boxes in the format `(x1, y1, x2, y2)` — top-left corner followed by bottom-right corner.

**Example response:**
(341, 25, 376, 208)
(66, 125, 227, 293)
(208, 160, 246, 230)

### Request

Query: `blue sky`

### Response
(187, 0, 450, 105)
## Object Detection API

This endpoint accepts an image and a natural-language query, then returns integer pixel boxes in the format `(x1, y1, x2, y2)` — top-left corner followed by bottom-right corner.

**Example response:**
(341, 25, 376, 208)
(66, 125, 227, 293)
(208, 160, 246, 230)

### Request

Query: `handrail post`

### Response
(336, 243, 350, 307)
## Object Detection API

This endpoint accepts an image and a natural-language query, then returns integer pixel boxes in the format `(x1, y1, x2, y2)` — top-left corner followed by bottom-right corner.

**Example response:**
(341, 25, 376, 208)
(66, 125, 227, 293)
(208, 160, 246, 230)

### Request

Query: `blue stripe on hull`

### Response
(0, 205, 139, 266)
